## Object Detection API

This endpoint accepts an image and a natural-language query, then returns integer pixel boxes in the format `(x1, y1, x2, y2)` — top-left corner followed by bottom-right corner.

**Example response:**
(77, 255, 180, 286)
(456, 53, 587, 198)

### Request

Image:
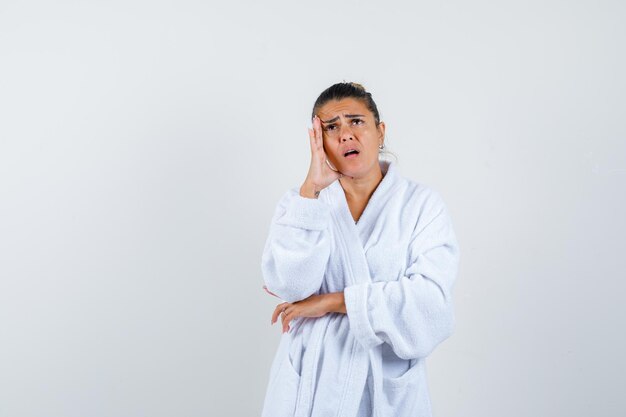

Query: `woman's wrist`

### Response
(324, 292, 346, 314)
(300, 182, 320, 199)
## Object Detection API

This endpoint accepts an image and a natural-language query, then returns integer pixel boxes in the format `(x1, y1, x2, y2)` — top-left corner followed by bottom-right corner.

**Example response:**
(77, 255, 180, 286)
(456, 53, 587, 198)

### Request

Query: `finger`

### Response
(311, 116, 319, 147)
(272, 302, 290, 324)
(280, 306, 291, 324)
(283, 311, 296, 333)
(308, 127, 318, 153)
(310, 122, 322, 153)
(272, 307, 283, 325)
(313, 115, 323, 143)
(280, 306, 292, 329)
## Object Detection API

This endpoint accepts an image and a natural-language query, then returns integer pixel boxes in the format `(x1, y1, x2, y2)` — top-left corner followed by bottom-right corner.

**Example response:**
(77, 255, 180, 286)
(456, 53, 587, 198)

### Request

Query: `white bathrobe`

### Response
(260, 159, 460, 417)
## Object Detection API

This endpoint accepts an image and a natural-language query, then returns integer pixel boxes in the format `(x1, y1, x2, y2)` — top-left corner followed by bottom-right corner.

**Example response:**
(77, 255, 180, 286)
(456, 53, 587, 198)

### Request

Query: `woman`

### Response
(260, 82, 460, 417)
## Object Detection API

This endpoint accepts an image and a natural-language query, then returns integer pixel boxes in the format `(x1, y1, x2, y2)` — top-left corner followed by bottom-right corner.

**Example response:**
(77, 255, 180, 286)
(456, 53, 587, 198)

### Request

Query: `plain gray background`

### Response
(1, 0, 624, 416)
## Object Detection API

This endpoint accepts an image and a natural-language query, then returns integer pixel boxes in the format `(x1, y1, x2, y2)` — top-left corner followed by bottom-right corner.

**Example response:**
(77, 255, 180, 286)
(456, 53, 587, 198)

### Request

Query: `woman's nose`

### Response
(339, 124, 354, 141)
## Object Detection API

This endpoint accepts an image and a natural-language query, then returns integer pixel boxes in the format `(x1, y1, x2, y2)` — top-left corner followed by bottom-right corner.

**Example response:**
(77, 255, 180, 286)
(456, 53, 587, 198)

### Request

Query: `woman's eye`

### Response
(323, 120, 362, 131)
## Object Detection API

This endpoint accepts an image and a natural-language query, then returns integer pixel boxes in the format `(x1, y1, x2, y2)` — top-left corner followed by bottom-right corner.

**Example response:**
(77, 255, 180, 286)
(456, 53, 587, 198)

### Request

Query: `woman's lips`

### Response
(345, 152, 359, 159)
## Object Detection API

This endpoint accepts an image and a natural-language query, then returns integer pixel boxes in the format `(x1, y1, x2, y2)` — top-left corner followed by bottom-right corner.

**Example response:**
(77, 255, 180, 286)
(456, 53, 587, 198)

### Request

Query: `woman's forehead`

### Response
(317, 98, 369, 119)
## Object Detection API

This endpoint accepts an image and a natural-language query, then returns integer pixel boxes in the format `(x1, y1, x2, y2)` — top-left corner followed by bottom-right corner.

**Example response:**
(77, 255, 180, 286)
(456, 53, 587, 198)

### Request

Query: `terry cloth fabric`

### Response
(260, 159, 460, 417)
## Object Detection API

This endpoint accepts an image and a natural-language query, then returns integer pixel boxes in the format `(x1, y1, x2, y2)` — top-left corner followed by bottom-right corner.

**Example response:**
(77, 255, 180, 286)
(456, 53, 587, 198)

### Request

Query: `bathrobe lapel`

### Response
(295, 160, 402, 417)
(322, 160, 401, 417)
(327, 160, 400, 286)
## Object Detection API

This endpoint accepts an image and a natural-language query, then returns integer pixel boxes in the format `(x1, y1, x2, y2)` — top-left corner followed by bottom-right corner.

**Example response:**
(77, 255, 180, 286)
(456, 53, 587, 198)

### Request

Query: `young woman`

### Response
(260, 82, 460, 417)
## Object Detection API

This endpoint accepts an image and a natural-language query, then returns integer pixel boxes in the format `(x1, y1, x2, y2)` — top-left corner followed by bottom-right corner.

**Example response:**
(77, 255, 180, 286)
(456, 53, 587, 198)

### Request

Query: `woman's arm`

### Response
(262, 115, 343, 304)
(323, 292, 347, 314)
(261, 186, 332, 303)
(343, 190, 461, 360)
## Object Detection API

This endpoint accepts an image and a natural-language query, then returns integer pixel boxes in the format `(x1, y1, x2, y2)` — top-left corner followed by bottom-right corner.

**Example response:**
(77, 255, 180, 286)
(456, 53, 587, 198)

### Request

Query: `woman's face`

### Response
(316, 97, 386, 178)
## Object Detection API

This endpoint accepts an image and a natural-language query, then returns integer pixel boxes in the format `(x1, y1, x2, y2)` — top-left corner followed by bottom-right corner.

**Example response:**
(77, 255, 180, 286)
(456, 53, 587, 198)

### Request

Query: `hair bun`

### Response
(350, 82, 366, 91)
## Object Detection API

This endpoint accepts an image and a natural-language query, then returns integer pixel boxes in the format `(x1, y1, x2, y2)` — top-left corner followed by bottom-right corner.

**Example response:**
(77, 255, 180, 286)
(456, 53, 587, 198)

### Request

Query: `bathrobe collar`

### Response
(326, 159, 401, 252)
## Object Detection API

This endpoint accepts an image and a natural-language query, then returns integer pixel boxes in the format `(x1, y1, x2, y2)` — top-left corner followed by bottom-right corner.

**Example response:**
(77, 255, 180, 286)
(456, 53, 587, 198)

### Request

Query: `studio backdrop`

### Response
(0, 1, 624, 416)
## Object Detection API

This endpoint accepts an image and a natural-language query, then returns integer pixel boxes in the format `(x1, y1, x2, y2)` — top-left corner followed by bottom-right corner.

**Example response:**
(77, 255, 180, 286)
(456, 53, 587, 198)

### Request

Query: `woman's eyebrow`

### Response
(321, 114, 365, 123)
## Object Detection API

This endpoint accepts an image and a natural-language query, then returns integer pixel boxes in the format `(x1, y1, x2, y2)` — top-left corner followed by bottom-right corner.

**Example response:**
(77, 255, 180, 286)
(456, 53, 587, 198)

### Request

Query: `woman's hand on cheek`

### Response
(271, 293, 335, 333)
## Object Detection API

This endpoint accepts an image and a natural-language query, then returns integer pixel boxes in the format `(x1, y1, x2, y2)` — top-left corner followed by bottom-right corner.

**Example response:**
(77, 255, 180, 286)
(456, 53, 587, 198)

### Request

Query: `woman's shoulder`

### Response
(392, 180, 453, 244)
(399, 177, 447, 212)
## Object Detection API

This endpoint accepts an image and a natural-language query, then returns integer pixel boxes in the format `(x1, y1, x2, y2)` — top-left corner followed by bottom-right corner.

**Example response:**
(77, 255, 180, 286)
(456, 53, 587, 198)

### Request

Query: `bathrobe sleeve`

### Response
(344, 190, 460, 360)
(261, 187, 332, 303)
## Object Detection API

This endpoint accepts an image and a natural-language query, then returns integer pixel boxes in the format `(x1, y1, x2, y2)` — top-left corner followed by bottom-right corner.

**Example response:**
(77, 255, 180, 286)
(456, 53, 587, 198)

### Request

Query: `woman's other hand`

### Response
(271, 293, 338, 333)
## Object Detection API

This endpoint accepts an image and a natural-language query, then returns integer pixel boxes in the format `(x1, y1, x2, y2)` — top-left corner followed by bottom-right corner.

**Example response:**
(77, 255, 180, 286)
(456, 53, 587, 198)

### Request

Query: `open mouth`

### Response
(344, 149, 359, 158)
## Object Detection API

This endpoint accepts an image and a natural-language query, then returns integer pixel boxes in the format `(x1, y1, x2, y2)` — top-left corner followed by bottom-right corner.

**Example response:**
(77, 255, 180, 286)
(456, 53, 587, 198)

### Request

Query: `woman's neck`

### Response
(339, 164, 384, 202)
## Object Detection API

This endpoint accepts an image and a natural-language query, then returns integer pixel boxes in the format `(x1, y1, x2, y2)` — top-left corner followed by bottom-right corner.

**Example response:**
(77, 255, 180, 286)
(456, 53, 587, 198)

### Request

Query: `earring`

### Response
(378, 143, 385, 150)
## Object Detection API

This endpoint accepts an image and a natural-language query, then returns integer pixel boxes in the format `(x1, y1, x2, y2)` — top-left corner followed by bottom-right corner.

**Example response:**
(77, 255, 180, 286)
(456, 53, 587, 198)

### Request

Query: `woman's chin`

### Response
(338, 166, 361, 179)
(338, 158, 378, 179)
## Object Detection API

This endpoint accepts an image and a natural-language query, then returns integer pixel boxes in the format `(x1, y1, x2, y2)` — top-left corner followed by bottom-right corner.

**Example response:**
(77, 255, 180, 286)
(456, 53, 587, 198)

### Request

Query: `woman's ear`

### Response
(378, 121, 386, 141)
